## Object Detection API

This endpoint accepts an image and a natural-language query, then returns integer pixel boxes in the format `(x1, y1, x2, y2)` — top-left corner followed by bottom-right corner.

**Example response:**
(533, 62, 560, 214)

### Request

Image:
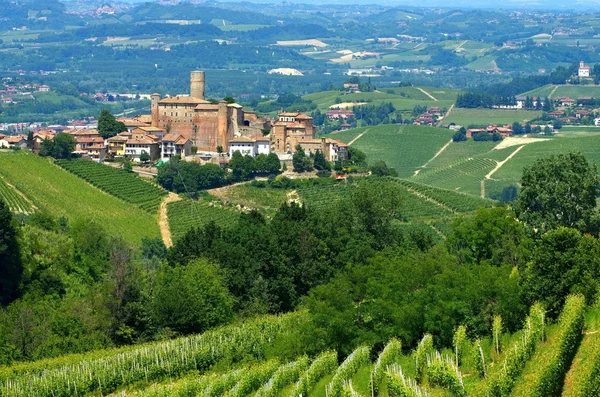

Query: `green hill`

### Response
(0, 151, 160, 244)
(333, 124, 454, 178)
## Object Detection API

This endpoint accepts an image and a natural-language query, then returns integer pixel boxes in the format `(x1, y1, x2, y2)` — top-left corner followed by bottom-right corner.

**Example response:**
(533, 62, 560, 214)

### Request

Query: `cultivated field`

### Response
(56, 159, 167, 213)
(443, 108, 542, 126)
(334, 124, 454, 178)
(0, 152, 160, 244)
(523, 84, 600, 99)
(167, 197, 241, 242)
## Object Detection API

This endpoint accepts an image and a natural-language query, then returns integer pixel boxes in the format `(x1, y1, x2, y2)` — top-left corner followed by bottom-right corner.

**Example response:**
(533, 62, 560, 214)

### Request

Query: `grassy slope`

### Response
(522, 84, 600, 99)
(443, 108, 542, 126)
(0, 151, 159, 244)
(338, 124, 453, 178)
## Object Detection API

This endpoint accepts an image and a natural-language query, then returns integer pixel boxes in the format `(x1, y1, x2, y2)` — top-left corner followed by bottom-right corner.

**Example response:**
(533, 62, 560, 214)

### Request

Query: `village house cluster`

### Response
(1, 71, 350, 165)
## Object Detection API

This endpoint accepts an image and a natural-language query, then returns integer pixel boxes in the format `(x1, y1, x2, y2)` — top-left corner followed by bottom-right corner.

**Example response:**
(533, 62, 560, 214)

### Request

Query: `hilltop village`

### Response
(0, 71, 349, 167)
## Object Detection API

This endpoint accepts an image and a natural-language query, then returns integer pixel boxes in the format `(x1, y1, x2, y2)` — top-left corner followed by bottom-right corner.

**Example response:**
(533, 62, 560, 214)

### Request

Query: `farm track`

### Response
(549, 85, 559, 98)
(485, 145, 525, 180)
(436, 103, 454, 127)
(0, 175, 37, 214)
(414, 139, 453, 176)
(347, 128, 370, 146)
(159, 192, 182, 248)
(416, 87, 437, 101)
(404, 186, 457, 214)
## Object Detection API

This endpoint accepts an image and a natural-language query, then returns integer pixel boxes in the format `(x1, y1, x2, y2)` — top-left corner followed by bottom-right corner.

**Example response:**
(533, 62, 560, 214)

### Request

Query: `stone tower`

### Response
(190, 71, 205, 100)
(151, 93, 161, 127)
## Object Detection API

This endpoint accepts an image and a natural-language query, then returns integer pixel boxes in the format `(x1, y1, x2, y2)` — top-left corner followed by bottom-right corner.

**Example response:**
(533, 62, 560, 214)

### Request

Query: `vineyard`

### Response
(334, 124, 454, 178)
(167, 198, 241, 242)
(55, 159, 167, 213)
(0, 152, 159, 244)
(0, 177, 35, 214)
(1, 296, 597, 397)
(413, 158, 498, 196)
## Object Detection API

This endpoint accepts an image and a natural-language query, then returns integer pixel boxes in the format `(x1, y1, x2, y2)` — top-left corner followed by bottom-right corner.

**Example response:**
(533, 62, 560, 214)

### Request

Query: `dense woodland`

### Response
(0, 152, 599, 365)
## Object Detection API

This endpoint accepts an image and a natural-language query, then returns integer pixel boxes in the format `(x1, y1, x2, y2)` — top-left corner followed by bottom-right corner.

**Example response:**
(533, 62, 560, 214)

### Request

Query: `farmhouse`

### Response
(124, 129, 161, 162)
(0, 134, 27, 149)
(326, 109, 355, 120)
(578, 61, 591, 78)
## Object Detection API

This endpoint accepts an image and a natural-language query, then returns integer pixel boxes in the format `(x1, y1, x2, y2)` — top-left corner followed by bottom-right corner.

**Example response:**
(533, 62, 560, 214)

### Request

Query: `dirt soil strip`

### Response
(404, 186, 457, 214)
(437, 103, 454, 127)
(0, 175, 37, 214)
(548, 85, 559, 99)
(416, 87, 438, 101)
(414, 139, 453, 176)
(485, 145, 524, 180)
(347, 128, 370, 146)
(159, 192, 182, 248)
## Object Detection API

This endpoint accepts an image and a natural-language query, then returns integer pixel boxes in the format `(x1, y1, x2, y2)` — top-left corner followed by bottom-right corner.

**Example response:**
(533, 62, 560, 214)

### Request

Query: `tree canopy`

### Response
(98, 109, 126, 139)
(514, 152, 599, 235)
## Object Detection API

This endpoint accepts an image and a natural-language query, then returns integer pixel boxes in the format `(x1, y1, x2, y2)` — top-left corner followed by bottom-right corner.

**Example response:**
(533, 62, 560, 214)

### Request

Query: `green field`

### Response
(522, 84, 600, 99)
(443, 108, 542, 126)
(0, 151, 160, 244)
(335, 124, 454, 178)
(0, 176, 35, 214)
(56, 159, 167, 213)
(302, 87, 458, 117)
(167, 197, 241, 242)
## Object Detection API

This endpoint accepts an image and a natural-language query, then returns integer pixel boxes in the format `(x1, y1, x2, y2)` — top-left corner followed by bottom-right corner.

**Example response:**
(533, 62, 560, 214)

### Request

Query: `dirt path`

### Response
(485, 145, 524, 180)
(207, 180, 252, 201)
(159, 192, 182, 248)
(436, 103, 454, 127)
(455, 40, 467, 51)
(548, 85, 559, 99)
(405, 186, 456, 214)
(428, 223, 447, 239)
(417, 87, 437, 101)
(414, 139, 453, 176)
(0, 175, 37, 214)
(347, 128, 370, 146)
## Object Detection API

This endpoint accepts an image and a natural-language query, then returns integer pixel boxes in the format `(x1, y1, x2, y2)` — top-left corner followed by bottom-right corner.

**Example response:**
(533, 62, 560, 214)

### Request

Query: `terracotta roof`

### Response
(77, 137, 104, 144)
(229, 136, 256, 143)
(138, 126, 164, 133)
(159, 96, 210, 104)
(126, 138, 158, 145)
(175, 136, 190, 145)
(67, 129, 99, 136)
(87, 144, 105, 150)
(107, 135, 128, 142)
(5, 135, 26, 143)
(161, 133, 181, 142)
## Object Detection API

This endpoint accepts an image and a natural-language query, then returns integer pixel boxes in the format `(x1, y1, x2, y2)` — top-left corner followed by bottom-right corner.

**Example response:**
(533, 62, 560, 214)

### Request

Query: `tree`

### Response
(313, 150, 330, 171)
(514, 153, 599, 235)
(0, 198, 22, 306)
(152, 260, 234, 335)
(266, 152, 280, 174)
(139, 151, 150, 163)
(521, 227, 600, 317)
(511, 122, 523, 135)
(452, 128, 467, 142)
(49, 133, 76, 159)
(26, 131, 34, 150)
(293, 145, 310, 173)
(370, 161, 397, 177)
(98, 109, 126, 139)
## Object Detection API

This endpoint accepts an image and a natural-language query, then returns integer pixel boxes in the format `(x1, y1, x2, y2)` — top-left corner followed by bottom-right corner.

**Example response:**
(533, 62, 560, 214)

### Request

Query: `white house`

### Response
(161, 133, 192, 160)
(579, 61, 591, 77)
(229, 136, 271, 157)
(125, 128, 160, 162)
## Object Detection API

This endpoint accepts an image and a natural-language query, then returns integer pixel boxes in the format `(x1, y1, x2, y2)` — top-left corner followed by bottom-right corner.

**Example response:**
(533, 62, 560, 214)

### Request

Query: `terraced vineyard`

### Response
(334, 124, 454, 178)
(413, 158, 498, 196)
(56, 159, 167, 213)
(1, 295, 595, 397)
(0, 152, 159, 244)
(167, 198, 241, 242)
(0, 177, 35, 214)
